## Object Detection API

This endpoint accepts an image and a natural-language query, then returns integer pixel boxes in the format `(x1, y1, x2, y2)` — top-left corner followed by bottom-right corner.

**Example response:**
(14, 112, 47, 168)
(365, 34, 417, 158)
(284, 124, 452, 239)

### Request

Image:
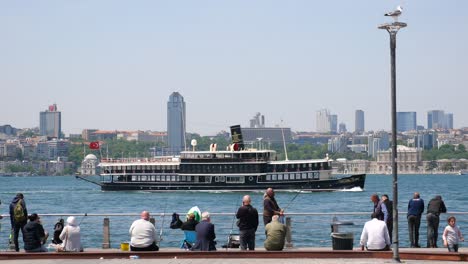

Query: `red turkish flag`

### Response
(89, 141, 100, 149)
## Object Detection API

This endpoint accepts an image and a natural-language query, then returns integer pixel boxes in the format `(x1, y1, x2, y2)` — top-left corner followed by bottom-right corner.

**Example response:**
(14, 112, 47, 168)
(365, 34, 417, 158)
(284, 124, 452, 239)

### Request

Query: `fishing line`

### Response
(226, 194, 242, 250)
(158, 198, 169, 244)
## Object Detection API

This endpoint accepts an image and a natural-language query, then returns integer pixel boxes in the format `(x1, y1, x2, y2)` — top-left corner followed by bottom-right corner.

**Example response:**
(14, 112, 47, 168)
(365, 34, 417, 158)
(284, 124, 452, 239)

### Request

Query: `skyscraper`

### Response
(330, 114, 338, 134)
(427, 110, 453, 129)
(355, 110, 364, 133)
(397, 112, 417, 132)
(167, 92, 186, 154)
(316, 109, 331, 133)
(39, 104, 61, 138)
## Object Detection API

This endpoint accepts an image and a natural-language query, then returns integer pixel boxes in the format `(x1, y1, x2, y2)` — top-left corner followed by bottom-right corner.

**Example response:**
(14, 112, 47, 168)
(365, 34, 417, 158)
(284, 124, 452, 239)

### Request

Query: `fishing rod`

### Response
(158, 198, 169, 243)
(226, 194, 242, 250)
(78, 213, 88, 226)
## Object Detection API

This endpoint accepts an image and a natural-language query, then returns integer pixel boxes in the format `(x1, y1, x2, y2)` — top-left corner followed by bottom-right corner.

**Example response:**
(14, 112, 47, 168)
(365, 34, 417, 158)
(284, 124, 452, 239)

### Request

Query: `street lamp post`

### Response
(378, 21, 407, 262)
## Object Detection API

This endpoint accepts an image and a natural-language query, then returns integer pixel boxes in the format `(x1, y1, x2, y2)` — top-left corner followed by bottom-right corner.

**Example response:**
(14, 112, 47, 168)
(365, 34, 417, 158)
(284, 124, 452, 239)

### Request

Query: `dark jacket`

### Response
(382, 199, 393, 223)
(373, 201, 385, 221)
(181, 218, 199, 231)
(236, 204, 259, 231)
(9, 197, 28, 227)
(191, 220, 216, 251)
(263, 196, 280, 217)
(427, 196, 447, 216)
(407, 198, 424, 217)
(23, 221, 46, 251)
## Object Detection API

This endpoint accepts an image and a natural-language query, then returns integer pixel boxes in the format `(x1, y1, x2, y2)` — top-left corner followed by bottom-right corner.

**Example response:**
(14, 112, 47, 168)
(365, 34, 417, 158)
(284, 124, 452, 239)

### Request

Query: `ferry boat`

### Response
(77, 125, 365, 191)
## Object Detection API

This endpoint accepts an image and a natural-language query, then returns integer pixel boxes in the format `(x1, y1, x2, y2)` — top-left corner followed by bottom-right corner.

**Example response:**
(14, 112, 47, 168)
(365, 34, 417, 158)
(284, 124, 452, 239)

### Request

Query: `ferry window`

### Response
(194, 176, 199, 183)
(132, 176, 138, 181)
(219, 176, 225, 182)
(151, 176, 155, 181)
(171, 175, 176, 181)
(295, 174, 301, 180)
(284, 174, 289, 180)
(117, 166, 121, 170)
(161, 176, 166, 182)
(181, 176, 186, 181)
(226, 176, 244, 183)
(308, 173, 313, 179)
(302, 173, 307, 179)
(278, 174, 283, 181)
(205, 176, 211, 183)
(272, 174, 277, 181)
(266, 175, 271, 181)
(156, 176, 160, 181)
(141, 176, 147, 181)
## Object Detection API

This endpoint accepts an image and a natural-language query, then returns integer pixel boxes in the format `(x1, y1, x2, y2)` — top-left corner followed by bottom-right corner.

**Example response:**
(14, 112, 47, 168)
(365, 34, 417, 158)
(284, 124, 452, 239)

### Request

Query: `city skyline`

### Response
(1, 1, 467, 135)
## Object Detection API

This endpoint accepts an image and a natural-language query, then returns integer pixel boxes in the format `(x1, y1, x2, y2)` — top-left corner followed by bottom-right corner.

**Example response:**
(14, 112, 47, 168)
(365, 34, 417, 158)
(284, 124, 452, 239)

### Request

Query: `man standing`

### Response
(426, 195, 447, 248)
(360, 213, 391, 251)
(381, 194, 393, 243)
(192, 212, 216, 251)
(407, 192, 424, 248)
(370, 194, 387, 222)
(9, 193, 28, 252)
(263, 188, 283, 226)
(264, 215, 287, 251)
(129, 211, 159, 251)
(236, 195, 259, 250)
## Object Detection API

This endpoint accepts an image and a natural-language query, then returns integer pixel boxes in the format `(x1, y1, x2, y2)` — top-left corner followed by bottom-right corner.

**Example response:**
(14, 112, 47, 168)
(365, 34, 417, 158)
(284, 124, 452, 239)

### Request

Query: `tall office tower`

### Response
(249, 112, 265, 128)
(355, 110, 365, 133)
(316, 109, 331, 133)
(39, 104, 61, 139)
(167, 92, 186, 154)
(445, 113, 454, 129)
(330, 114, 338, 134)
(427, 110, 445, 129)
(338, 123, 347, 134)
(397, 112, 417, 132)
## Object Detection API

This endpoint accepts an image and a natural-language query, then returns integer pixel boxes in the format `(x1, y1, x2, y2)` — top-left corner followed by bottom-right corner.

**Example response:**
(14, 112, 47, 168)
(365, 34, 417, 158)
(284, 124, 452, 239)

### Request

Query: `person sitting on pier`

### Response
(191, 212, 216, 251)
(181, 213, 199, 231)
(23, 213, 48, 252)
(129, 211, 159, 251)
(58, 216, 83, 252)
(263, 188, 283, 226)
(264, 215, 287, 251)
(360, 213, 391, 251)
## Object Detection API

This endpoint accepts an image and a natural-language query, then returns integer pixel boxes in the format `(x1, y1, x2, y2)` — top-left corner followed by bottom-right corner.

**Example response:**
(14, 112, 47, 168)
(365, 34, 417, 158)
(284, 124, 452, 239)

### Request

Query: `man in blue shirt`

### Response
(407, 192, 424, 248)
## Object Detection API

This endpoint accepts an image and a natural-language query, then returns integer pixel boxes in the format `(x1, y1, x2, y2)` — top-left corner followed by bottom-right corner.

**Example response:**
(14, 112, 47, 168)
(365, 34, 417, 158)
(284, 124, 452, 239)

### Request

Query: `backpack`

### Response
(14, 199, 26, 223)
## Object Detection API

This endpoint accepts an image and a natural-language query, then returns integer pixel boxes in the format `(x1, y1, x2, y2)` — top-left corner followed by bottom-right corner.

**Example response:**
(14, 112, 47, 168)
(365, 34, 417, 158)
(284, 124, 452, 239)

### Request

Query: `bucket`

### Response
(120, 242, 129, 251)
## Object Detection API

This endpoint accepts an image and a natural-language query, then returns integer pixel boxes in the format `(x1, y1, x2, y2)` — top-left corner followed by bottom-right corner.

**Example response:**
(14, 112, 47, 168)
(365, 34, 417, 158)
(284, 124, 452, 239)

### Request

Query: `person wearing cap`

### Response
(9, 193, 28, 252)
(59, 216, 83, 252)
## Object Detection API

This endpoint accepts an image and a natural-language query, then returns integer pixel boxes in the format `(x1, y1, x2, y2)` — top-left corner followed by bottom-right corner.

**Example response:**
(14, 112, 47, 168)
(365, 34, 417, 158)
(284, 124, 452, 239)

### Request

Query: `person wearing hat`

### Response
(59, 216, 83, 252)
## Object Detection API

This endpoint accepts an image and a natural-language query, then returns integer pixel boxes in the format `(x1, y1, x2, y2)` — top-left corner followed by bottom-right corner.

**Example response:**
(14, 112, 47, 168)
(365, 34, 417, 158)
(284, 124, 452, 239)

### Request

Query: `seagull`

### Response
(385, 5, 403, 22)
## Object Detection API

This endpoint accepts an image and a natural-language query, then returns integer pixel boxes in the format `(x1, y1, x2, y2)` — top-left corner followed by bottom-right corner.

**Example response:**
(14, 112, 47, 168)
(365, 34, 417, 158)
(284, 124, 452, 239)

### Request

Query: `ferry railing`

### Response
(1, 212, 467, 250)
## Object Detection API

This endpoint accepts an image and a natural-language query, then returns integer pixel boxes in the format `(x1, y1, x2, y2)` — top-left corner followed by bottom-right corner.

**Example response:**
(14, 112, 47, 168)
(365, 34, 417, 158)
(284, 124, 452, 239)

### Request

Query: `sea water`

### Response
(0, 174, 466, 249)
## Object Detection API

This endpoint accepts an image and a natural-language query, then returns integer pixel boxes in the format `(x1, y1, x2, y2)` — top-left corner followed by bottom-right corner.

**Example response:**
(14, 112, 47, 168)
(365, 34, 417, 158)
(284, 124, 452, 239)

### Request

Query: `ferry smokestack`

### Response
(230, 125, 244, 151)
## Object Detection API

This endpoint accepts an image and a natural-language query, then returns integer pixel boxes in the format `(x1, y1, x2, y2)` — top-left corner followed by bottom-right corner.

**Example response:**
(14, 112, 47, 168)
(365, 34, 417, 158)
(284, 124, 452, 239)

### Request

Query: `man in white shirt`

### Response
(360, 213, 391, 251)
(129, 211, 159, 251)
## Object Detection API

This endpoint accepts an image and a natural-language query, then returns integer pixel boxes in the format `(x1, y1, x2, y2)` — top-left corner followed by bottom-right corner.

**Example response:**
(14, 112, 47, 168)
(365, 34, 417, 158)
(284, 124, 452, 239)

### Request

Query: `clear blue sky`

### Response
(1, 1, 467, 135)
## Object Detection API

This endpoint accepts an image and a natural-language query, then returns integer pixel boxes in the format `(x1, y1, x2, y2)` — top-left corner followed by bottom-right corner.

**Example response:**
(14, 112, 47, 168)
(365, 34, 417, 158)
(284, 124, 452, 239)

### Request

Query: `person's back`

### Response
(264, 216, 287, 251)
(59, 216, 82, 252)
(427, 196, 447, 215)
(360, 216, 391, 251)
(181, 214, 199, 231)
(23, 213, 47, 252)
(192, 212, 216, 251)
(9, 193, 28, 252)
(129, 211, 158, 251)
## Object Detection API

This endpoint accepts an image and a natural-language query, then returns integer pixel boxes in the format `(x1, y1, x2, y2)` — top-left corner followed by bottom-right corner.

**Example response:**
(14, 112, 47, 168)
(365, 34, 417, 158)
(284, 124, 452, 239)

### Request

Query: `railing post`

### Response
(102, 217, 110, 249)
(285, 216, 293, 248)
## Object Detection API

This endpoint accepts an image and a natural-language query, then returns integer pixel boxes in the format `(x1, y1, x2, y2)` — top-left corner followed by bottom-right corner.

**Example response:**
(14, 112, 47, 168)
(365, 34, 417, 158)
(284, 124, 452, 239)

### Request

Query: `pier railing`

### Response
(1, 212, 467, 250)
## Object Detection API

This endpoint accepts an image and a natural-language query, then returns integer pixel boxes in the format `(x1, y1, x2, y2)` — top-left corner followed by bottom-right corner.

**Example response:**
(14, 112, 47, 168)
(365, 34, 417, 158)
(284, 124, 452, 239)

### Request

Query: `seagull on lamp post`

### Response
(385, 5, 403, 22)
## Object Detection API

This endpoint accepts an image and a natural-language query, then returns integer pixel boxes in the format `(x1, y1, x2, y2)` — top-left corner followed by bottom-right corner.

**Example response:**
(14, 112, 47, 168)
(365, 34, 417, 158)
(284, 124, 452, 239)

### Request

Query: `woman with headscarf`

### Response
(59, 216, 83, 252)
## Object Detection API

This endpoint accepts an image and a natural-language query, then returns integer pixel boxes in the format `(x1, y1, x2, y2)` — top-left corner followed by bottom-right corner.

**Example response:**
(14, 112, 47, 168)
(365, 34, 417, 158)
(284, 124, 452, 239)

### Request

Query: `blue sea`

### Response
(0, 174, 466, 250)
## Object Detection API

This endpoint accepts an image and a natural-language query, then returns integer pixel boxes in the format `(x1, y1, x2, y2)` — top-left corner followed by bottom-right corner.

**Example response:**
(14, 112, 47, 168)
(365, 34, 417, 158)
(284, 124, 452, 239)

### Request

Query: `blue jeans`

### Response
(239, 228, 256, 250)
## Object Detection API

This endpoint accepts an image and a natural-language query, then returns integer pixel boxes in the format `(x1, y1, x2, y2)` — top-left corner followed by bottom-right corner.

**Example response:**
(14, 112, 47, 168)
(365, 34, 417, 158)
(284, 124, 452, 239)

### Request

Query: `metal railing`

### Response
(1, 212, 467, 250)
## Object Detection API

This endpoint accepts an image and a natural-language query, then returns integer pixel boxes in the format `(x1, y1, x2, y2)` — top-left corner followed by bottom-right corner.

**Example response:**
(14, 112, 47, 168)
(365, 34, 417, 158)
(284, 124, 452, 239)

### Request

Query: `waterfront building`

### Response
(91, 130, 117, 141)
(81, 154, 98, 176)
(397, 112, 417, 132)
(241, 127, 292, 146)
(355, 110, 365, 133)
(249, 112, 265, 128)
(40, 104, 62, 139)
(375, 145, 422, 173)
(167, 92, 186, 154)
(0, 141, 19, 158)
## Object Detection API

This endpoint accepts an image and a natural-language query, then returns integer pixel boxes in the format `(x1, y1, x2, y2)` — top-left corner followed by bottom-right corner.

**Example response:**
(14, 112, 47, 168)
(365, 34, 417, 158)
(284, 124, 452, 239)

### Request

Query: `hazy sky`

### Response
(1, 1, 467, 136)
